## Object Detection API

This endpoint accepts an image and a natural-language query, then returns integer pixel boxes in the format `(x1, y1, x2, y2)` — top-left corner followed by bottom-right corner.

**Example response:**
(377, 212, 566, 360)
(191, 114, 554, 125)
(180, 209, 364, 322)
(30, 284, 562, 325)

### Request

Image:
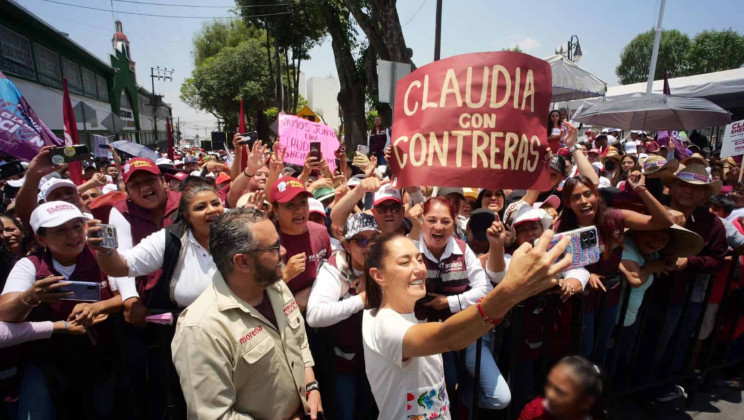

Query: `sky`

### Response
(16, 0, 744, 137)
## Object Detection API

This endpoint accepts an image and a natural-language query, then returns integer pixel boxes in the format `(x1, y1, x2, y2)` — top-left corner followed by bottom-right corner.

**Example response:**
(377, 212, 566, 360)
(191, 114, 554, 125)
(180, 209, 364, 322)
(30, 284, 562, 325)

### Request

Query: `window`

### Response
(81, 68, 97, 97)
(0, 25, 35, 79)
(61, 58, 82, 94)
(96, 75, 109, 101)
(34, 44, 61, 87)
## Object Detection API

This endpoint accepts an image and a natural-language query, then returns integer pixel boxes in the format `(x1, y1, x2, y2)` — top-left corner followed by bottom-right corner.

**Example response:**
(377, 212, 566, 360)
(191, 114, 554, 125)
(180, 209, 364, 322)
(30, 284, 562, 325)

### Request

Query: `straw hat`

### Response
(680, 153, 708, 167)
(662, 224, 704, 258)
(601, 149, 622, 164)
(642, 155, 679, 177)
(660, 163, 721, 195)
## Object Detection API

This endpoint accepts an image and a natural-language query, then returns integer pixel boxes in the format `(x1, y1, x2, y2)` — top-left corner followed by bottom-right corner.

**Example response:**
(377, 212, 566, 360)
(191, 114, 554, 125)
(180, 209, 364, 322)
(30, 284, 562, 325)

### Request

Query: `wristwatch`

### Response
(305, 380, 319, 394)
(569, 144, 581, 154)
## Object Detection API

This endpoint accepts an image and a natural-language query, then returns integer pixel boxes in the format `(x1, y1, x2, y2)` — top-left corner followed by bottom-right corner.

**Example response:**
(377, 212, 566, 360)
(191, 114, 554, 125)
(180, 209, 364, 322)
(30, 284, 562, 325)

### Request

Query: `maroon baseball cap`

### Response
(557, 147, 570, 157)
(122, 158, 161, 183)
(164, 172, 188, 183)
(270, 177, 312, 203)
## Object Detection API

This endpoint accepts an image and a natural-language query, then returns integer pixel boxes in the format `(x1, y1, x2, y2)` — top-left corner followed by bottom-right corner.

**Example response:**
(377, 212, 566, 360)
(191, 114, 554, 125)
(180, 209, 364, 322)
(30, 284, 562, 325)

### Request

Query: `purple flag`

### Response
(0, 70, 62, 161)
(657, 130, 689, 160)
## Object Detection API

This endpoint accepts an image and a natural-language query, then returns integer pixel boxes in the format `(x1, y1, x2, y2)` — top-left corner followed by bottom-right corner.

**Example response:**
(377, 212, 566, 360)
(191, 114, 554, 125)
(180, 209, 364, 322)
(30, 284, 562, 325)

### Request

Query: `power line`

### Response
(402, 0, 428, 27)
(38, 0, 293, 19)
(112, 0, 291, 8)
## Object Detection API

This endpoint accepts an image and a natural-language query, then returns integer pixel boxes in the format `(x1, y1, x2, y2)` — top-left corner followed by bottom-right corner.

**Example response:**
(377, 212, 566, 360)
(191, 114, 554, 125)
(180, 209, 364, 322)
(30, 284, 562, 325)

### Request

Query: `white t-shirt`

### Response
(362, 308, 451, 420)
(2, 257, 76, 294)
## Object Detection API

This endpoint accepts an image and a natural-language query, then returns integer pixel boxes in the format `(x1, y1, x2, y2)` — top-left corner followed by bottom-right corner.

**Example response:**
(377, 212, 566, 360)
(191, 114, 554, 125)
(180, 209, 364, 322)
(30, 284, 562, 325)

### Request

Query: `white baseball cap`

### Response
(308, 198, 326, 218)
(39, 178, 77, 202)
(373, 184, 402, 206)
(30, 201, 86, 233)
(511, 205, 553, 231)
(102, 183, 118, 194)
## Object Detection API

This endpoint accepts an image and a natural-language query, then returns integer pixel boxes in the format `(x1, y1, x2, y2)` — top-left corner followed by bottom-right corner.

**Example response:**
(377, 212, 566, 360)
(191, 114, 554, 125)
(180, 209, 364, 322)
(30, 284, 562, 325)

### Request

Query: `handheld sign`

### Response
(720, 119, 744, 159)
(389, 52, 553, 190)
(278, 114, 340, 171)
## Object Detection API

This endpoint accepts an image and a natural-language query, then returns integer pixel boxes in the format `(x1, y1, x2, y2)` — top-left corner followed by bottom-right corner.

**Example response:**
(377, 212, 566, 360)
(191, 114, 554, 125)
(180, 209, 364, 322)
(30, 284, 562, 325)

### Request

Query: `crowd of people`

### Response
(0, 115, 742, 420)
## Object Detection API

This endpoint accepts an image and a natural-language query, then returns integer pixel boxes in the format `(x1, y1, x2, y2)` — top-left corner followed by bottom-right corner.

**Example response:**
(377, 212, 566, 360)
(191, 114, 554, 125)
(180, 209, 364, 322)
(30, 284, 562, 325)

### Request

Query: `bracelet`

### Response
(19, 293, 41, 308)
(633, 185, 647, 193)
(305, 380, 319, 394)
(244, 168, 254, 178)
(63, 321, 68, 331)
(476, 298, 503, 326)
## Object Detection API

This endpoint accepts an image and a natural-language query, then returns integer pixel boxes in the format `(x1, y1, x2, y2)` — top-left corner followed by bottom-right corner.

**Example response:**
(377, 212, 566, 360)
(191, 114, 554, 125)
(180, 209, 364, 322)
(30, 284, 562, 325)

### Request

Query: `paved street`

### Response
(613, 384, 744, 419)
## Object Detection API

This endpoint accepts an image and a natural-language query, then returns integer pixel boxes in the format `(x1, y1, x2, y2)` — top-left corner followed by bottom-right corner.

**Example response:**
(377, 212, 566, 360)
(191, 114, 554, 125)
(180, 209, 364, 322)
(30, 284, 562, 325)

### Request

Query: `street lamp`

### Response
(567, 35, 582, 62)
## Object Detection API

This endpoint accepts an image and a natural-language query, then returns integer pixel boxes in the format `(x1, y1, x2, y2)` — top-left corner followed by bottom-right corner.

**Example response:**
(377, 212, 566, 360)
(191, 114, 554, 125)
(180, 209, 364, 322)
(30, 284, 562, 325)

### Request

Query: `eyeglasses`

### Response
(375, 204, 402, 214)
(246, 244, 282, 258)
(351, 237, 375, 248)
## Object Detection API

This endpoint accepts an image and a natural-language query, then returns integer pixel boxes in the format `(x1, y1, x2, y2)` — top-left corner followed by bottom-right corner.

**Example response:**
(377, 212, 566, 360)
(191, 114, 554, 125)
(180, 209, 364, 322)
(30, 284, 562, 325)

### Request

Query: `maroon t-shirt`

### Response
(278, 221, 332, 294)
(254, 291, 277, 329)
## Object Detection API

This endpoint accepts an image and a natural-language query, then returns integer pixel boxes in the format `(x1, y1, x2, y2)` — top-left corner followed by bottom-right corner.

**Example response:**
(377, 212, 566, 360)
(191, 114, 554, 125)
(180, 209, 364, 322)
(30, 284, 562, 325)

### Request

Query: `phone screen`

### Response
(309, 142, 322, 160)
(50, 145, 91, 164)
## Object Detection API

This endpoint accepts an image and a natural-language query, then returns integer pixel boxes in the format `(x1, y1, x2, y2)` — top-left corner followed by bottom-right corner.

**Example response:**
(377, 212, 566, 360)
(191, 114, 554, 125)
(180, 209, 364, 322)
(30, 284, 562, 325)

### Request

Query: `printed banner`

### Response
(720, 119, 744, 158)
(278, 114, 340, 171)
(656, 130, 689, 160)
(389, 51, 552, 190)
(0, 71, 62, 161)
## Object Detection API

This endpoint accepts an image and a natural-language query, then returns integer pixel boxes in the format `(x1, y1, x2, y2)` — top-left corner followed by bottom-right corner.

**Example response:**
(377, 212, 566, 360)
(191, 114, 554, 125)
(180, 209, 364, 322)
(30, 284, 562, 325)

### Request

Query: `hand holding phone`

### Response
(357, 145, 369, 155)
(309, 142, 322, 160)
(59, 281, 101, 302)
(536, 226, 600, 270)
(49, 145, 91, 165)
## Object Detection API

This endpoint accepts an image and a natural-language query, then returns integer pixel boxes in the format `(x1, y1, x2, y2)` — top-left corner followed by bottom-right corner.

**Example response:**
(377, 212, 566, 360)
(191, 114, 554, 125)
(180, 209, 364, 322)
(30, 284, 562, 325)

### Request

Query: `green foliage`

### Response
(616, 29, 691, 84)
(181, 26, 273, 128)
(502, 45, 524, 53)
(192, 20, 264, 67)
(366, 109, 378, 131)
(687, 29, 744, 74)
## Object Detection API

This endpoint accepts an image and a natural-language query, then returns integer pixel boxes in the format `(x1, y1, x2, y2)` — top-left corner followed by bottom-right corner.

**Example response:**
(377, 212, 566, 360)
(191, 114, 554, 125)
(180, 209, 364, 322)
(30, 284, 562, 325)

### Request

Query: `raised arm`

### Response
(563, 122, 598, 186)
(329, 178, 388, 228)
(227, 140, 268, 208)
(621, 171, 674, 231)
(15, 146, 62, 228)
(402, 231, 571, 358)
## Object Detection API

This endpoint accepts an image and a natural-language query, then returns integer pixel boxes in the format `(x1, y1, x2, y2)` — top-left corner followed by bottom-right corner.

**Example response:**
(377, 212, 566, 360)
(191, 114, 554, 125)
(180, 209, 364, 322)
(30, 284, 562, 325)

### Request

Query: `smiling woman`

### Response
(95, 177, 225, 309)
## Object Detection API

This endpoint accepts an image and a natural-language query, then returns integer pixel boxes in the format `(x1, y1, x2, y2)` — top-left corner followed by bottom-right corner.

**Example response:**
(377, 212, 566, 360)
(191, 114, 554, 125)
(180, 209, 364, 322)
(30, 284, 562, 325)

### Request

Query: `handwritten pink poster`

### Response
(278, 114, 340, 171)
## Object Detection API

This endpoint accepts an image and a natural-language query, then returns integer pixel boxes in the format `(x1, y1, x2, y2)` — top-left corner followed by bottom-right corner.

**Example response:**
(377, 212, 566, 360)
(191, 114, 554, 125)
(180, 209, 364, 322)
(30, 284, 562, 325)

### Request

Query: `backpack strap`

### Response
(146, 221, 187, 311)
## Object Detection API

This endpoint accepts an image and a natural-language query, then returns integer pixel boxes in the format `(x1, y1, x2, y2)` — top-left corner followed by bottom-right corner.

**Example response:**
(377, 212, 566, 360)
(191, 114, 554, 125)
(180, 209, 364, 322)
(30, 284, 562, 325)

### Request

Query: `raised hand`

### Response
(561, 121, 578, 148)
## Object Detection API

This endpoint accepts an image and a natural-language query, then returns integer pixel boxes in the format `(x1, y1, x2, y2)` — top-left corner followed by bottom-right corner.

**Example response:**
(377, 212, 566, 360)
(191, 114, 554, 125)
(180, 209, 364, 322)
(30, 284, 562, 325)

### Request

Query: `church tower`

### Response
(112, 20, 135, 76)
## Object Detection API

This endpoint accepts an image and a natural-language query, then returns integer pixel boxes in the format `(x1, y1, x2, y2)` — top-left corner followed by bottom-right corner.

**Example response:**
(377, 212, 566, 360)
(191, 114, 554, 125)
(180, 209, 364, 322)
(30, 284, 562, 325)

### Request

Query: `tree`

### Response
(502, 45, 524, 53)
(237, 0, 326, 113)
(181, 22, 273, 133)
(686, 29, 744, 74)
(616, 29, 691, 84)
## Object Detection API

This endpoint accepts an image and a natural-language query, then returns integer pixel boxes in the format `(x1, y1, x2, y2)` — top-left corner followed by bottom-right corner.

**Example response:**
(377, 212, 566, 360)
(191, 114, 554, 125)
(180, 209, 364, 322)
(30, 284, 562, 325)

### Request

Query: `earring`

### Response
(382, 286, 387, 294)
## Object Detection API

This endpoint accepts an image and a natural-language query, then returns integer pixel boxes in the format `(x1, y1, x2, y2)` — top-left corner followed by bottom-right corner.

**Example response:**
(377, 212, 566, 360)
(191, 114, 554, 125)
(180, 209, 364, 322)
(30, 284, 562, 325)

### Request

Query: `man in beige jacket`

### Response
(172, 207, 323, 419)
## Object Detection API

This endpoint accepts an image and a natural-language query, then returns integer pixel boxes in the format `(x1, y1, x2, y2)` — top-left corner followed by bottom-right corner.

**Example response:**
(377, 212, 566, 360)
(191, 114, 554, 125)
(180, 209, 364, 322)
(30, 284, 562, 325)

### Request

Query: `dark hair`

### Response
(555, 356, 606, 419)
(474, 189, 505, 212)
(423, 196, 457, 221)
(364, 233, 404, 309)
(614, 154, 639, 186)
(547, 110, 562, 136)
(209, 207, 267, 276)
(177, 177, 219, 226)
(558, 176, 618, 258)
(709, 194, 734, 215)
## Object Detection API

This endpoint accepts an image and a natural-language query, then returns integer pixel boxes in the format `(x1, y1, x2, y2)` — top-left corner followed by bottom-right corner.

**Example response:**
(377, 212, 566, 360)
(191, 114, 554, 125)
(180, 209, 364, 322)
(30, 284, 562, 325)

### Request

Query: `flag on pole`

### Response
(62, 78, 83, 186)
(663, 69, 671, 95)
(166, 117, 174, 160)
(0, 70, 62, 161)
(657, 70, 687, 159)
(239, 98, 247, 169)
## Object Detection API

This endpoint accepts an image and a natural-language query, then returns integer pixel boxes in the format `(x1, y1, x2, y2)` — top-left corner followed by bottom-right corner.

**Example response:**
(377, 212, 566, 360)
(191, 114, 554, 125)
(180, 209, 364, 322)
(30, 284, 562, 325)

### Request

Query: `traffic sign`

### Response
(297, 106, 319, 122)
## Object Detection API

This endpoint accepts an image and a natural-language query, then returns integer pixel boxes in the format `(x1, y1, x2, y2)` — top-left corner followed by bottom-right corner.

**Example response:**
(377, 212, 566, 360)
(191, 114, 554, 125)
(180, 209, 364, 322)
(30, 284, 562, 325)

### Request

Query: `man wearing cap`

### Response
(171, 208, 324, 420)
(270, 177, 331, 311)
(331, 178, 408, 236)
(638, 162, 727, 401)
(182, 156, 199, 173)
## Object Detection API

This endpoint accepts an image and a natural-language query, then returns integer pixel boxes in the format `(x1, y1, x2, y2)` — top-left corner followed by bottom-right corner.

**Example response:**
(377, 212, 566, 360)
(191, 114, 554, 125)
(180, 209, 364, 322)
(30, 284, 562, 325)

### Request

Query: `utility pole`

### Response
(150, 66, 173, 145)
(434, 0, 442, 61)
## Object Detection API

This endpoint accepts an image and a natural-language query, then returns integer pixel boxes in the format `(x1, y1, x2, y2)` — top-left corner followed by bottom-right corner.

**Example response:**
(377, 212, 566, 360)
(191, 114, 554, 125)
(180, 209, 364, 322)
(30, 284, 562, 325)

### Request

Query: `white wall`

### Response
(306, 76, 341, 133)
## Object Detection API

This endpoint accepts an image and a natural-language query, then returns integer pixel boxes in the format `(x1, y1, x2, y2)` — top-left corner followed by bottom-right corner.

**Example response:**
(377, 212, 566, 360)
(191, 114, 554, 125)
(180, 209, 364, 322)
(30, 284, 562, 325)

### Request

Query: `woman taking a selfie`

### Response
(95, 177, 224, 311)
(0, 201, 121, 419)
(362, 231, 572, 419)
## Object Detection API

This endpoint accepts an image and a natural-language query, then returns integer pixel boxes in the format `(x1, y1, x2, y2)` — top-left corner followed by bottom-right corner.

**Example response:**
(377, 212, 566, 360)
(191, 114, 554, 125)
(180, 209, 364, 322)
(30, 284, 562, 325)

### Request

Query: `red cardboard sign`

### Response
(389, 52, 553, 190)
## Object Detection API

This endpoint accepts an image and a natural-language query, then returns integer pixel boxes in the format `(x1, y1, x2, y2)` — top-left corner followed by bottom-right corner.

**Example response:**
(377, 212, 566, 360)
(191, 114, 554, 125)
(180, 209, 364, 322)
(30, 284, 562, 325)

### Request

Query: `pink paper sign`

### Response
(278, 114, 340, 171)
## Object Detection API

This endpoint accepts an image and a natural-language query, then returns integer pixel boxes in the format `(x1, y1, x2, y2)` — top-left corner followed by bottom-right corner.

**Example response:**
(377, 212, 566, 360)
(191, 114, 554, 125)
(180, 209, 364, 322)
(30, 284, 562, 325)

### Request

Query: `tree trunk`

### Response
(264, 24, 273, 84)
(293, 52, 302, 114)
(273, 31, 284, 110)
(315, 0, 367, 148)
(373, 0, 411, 64)
(284, 50, 292, 113)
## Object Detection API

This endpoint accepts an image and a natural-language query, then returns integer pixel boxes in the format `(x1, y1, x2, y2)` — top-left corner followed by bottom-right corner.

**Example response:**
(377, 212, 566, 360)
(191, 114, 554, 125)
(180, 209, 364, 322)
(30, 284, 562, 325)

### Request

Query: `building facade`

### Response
(0, 0, 170, 149)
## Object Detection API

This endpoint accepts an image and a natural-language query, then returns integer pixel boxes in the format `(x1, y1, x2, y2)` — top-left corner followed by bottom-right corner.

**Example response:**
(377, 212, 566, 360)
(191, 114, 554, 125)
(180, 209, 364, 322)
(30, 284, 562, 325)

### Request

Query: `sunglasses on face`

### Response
(375, 204, 402, 214)
(351, 237, 375, 248)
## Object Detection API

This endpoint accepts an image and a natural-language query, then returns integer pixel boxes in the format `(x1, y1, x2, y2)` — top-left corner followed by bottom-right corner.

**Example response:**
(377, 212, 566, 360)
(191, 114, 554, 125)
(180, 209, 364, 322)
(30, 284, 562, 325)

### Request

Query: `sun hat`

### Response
(373, 184, 402, 206)
(122, 158, 160, 183)
(663, 224, 704, 258)
(39, 178, 77, 201)
(343, 213, 379, 241)
(313, 186, 335, 203)
(660, 163, 721, 195)
(624, 142, 638, 154)
(601, 149, 622, 164)
(680, 153, 708, 167)
(30, 201, 85, 233)
(270, 177, 312, 203)
(463, 188, 479, 200)
(216, 172, 231, 185)
(466, 208, 495, 242)
(308, 198, 326, 218)
(642, 155, 679, 177)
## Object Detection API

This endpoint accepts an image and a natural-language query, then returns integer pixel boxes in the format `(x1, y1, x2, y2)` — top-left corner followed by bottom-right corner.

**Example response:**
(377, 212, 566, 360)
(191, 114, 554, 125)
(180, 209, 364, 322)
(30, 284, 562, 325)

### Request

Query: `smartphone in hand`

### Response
(309, 142, 322, 160)
(535, 226, 600, 270)
(89, 224, 118, 249)
(49, 145, 91, 165)
(59, 281, 101, 302)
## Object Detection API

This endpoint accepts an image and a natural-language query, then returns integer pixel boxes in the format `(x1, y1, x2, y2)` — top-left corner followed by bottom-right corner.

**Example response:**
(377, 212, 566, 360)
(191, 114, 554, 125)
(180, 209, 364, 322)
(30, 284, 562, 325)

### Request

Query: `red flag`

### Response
(239, 98, 247, 169)
(663, 69, 671, 95)
(62, 78, 83, 186)
(166, 117, 175, 160)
